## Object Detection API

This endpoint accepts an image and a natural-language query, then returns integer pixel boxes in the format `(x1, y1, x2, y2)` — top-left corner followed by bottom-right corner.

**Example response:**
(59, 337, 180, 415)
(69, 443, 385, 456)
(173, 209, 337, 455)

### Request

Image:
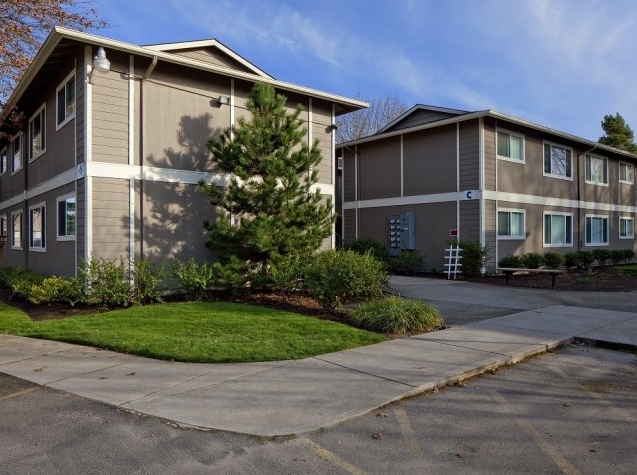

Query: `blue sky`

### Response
(92, 0, 637, 141)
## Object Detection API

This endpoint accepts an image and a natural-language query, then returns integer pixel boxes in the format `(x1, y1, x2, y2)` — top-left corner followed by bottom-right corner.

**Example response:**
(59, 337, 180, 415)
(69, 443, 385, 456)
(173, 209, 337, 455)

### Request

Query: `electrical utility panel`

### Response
(388, 212, 415, 256)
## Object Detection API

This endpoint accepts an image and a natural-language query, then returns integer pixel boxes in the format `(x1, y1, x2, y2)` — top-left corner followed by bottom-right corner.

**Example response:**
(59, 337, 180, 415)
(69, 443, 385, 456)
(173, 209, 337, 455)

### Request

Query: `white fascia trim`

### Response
(484, 190, 637, 213)
(0, 191, 27, 209)
(343, 192, 464, 210)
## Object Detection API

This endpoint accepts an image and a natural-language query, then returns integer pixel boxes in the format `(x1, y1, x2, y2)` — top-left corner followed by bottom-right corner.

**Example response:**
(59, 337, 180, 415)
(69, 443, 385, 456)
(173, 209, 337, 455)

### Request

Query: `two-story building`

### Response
(337, 105, 637, 272)
(0, 27, 366, 276)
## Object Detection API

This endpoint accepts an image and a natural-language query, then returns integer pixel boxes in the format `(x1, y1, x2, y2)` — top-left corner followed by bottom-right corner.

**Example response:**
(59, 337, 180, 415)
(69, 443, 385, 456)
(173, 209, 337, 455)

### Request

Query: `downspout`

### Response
(138, 55, 157, 257)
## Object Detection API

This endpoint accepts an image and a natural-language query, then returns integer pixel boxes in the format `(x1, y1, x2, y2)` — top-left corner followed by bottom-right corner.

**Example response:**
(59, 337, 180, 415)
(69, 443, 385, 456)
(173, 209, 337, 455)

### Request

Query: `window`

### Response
(497, 130, 525, 162)
(29, 203, 46, 251)
(12, 133, 22, 173)
(544, 143, 572, 179)
(619, 217, 635, 239)
(0, 215, 7, 242)
(585, 215, 608, 246)
(57, 73, 76, 128)
(0, 147, 6, 175)
(57, 195, 76, 240)
(498, 209, 525, 238)
(544, 212, 573, 247)
(29, 105, 46, 160)
(620, 162, 635, 184)
(11, 211, 22, 249)
(585, 154, 608, 185)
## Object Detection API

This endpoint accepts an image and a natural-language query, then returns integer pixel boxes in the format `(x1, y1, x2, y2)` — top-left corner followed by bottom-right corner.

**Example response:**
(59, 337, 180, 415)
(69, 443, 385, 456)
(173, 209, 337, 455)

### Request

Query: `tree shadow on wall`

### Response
(121, 113, 223, 264)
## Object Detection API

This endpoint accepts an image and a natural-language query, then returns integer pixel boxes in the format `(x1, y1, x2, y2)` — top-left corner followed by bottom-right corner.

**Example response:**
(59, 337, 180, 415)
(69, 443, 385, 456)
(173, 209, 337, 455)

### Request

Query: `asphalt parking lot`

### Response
(2, 343, 635, 474)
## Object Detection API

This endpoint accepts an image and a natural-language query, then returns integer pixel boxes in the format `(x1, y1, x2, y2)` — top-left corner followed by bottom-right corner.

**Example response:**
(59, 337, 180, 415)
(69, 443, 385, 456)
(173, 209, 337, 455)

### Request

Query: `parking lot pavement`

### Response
(2, 344, 635, 474)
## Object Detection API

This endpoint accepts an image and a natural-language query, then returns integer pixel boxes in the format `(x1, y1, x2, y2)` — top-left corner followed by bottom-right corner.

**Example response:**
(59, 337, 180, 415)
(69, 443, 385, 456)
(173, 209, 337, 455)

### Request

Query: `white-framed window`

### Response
(11, 210, 22, 249)
(585, 154, 608, 185)
(496, 129, 525, 162)
(544, 212, 573, 247)
(0, 214, 7, 242)
(497, 208, 525, 239)
(57, 194, 76, 240)
(619, 162, 635, 184)
(0, 146, 6, 175)
(12, 133, 22, 173)
(56, 72, 76, 129)
(619, 216, 635, 239)
(29, 104, 46, 160)
(543, 142, 572, 179)
(29, 203, 46, 251)
(585, 215, 609, 246)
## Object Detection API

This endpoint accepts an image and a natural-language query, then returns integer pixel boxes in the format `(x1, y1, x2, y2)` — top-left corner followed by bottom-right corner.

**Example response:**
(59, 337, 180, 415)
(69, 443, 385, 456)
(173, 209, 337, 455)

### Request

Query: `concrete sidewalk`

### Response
(1, 304, 636, 437)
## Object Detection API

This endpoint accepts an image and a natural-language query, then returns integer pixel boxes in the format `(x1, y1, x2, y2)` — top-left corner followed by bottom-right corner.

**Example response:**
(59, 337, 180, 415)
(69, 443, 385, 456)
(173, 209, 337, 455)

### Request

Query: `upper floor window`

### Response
(619, 161, 635, 184)
(29, 104, 46, 160)
(57, 194, 76, 240)
(544, 212, 573, 247)
(585, 154, 608, 185)
(0, 147, 6, 175)
(12, 133, 22, 173)
(29, 203, 46, 251)
(11, 211, 22, 249)
(585, 215, 608, 246)
(497, 209, 525, 238)
(56, 73, 76, 128)
(543, 142, 572, 179)
(619, 217, 634, 239)
(496, 129, 525, 162)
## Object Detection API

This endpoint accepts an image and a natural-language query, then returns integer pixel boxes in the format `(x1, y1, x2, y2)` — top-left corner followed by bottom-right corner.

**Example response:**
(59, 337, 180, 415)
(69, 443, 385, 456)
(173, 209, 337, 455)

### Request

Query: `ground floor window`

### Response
(619, 216, 635, 239)
(497, 209, 525, 238)
(29, 203, 46, 250)
(57, 194, 76, 239)
(585, 215, 608, 246)
(544, 212, 572, 246)
(0, 215, 7, 242)
(11, 211, 22, 249)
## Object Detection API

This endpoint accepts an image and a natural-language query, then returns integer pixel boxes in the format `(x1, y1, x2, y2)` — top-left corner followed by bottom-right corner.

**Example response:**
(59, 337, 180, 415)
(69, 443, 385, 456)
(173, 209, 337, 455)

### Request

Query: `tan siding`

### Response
(312, 121, 333, 184)
(460, 200, 480, 242)
(459, 120, 480, 191)
(170, 48, 256, 74)
(92, 72, 129, 165)
(483, 125, 496, 191)
(91, 178, 129, 260)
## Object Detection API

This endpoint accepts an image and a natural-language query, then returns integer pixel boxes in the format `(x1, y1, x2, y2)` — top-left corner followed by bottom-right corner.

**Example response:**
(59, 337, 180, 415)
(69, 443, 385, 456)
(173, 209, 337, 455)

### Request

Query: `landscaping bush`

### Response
(449, 240, 489, 276)
(302, 249, 387, 311)
(563, 251, 580, 270)
(387, 250, 424, 274)
(578, 251, 595, 269)
(592, 249, 611, 267)
(498, 254, 523, 268)
(542, 251, 565, 269)
(345, 238, 387, 262)
(521, 252, 543, 269)
(0, 267, 43, 297)
(27, 276, 85, 306)
(173, 258, 214, 301)
(610, 249, 625, 266)
(81, 257, 131, 307)
(131, 256, 166, 305)
(270, 254, 304, 298)
(349, 295, 443, 334)
(622, 249, 635, 264)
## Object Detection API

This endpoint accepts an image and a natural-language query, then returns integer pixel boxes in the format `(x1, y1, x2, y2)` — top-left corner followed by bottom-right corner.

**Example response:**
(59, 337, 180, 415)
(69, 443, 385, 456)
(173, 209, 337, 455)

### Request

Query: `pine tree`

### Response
(598, 112, 637, 153)
(200, 83, 335, 279)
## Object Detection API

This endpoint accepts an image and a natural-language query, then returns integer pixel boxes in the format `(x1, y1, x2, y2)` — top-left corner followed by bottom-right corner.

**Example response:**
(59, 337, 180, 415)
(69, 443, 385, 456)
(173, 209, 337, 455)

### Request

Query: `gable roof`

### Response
(340, 105, 637, 161)
(1, 27, 367, 122)
(377, 104, 470, 134)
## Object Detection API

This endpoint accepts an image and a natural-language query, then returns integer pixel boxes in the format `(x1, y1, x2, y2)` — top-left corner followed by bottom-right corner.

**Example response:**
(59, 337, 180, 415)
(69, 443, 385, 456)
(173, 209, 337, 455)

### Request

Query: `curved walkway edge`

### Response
(1, 303, 636, 437)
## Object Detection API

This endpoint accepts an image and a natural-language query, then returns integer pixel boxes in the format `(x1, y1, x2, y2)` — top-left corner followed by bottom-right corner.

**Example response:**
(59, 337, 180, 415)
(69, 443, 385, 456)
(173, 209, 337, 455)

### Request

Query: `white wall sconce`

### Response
(218, 95, 231, 106)
(89, 47, 111, 83)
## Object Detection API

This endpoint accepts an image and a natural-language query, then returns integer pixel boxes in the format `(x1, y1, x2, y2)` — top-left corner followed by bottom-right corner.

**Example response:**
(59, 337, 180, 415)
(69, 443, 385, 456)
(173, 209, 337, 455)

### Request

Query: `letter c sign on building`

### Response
(461, 190, 477, 200)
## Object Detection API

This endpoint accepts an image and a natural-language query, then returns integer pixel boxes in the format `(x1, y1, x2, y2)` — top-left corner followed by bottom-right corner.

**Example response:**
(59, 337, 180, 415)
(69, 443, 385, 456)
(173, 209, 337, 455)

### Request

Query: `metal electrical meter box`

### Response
(388, 212, 415, 256)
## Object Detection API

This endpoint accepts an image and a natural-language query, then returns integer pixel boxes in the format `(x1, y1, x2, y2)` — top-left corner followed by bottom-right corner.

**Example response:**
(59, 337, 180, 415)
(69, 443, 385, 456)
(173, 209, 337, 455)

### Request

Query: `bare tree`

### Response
(336, 94, 409, 144)
(0, 0, 107, 105)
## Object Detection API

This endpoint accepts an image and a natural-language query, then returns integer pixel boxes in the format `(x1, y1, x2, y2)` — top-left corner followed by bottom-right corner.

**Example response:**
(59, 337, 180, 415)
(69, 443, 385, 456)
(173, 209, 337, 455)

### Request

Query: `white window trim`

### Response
(543, 211, 573, 248)
(619, 161, 635, 185)
(0, 146, 6, 175)
(29, 103, 47, 162)
(56, 71, 76, 131)
(11, 132, 23, 175)
(496, 128, 525, 163)
(56, 193, 76, 241)
(619, 216, 635, 240)
(584, 214, 609, 247)
(11, 210, 23, 250)
(543, 141, 573, 181)
(584, 153, 608, 186)
(28, 202, 46, 252)
(497, 207, 526, 240)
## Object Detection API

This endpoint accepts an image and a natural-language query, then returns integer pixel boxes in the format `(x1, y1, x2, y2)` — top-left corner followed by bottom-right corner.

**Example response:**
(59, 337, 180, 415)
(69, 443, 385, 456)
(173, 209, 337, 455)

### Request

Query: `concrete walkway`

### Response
(1, 278, 636, 437)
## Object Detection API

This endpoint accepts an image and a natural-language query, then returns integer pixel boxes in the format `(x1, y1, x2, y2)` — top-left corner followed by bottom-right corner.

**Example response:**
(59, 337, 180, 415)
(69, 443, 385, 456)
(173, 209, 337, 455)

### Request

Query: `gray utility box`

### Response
(388, 212, 415, 257)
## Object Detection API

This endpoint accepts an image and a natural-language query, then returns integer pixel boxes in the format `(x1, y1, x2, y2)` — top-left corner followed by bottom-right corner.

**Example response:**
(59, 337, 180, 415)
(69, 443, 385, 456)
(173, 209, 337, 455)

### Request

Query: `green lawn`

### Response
(0, 301, 386, 363)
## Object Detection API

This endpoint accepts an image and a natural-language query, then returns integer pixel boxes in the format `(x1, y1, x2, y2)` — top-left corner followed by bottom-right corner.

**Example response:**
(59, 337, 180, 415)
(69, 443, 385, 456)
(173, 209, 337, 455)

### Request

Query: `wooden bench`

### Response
(496, 267, 566, 289)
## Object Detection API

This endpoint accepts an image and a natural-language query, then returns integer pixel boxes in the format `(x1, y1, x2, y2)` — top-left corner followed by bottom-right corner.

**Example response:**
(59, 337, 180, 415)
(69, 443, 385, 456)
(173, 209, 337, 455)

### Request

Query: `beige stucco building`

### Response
(337, 105, 637, 272)
(0, 27, 366, 276)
